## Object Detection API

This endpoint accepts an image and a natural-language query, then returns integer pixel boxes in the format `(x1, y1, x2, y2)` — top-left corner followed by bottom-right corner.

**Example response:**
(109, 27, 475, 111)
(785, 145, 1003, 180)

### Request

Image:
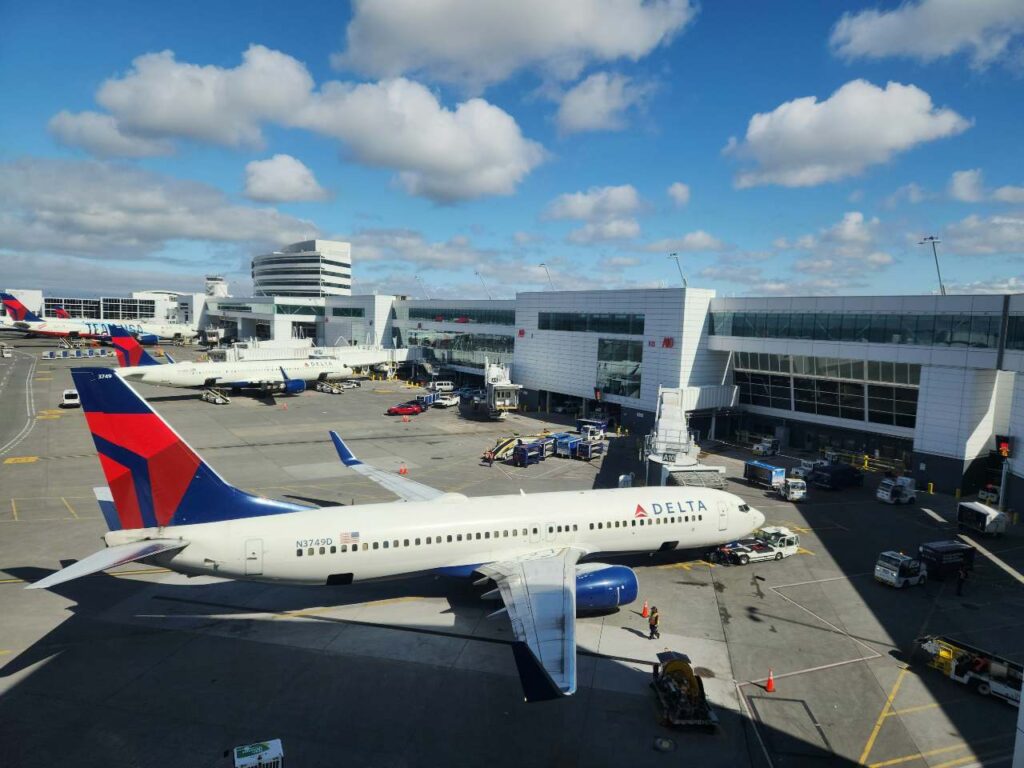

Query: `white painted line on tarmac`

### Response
(921, 507, 948, 524)
(735, 681, 776, 768)
(957, 534, 1024, 586)
(0, 352, 38, 456)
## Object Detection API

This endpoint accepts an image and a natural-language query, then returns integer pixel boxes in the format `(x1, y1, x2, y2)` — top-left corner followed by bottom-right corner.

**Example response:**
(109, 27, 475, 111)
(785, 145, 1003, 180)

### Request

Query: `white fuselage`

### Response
(118, 358, 356, 389)
(108, 486, 765, 585)
(0, 317, 196, 341)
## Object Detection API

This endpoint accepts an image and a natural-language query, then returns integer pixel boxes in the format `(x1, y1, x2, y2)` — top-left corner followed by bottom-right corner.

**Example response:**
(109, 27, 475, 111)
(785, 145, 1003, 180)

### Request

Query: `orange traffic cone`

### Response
(765, 668, 776, 693)
(399, 464, 408, 475)
(402, 414, 410, 423)
(641, 600, 649, 618)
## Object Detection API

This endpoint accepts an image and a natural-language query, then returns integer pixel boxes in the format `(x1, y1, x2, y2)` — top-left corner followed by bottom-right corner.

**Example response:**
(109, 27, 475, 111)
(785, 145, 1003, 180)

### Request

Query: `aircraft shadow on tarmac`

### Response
(1, 564, 862, 768)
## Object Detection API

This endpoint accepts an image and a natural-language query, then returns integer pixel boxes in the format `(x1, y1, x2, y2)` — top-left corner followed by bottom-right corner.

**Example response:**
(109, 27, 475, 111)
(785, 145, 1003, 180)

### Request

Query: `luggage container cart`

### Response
(917, 635, 1021, 706)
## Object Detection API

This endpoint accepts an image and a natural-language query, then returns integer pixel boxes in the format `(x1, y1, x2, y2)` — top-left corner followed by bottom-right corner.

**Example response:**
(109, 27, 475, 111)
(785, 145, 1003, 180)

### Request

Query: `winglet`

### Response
(511, 642, 564, 703)
(329, 431, 362, 467)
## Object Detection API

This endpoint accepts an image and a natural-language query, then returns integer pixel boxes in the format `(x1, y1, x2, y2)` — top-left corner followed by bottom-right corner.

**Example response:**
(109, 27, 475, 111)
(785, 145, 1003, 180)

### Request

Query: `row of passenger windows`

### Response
(293, 515, 706, 558)
(296, 525, 581, 557)
(589, 514, 702, 530)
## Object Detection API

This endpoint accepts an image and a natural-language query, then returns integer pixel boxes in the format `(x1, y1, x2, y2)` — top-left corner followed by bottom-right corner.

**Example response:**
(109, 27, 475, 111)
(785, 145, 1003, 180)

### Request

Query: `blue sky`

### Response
(1, 0, 1023, 298)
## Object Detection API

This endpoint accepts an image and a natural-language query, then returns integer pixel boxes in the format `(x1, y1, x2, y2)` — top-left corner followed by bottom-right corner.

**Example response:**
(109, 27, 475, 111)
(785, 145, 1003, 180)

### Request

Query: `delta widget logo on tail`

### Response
(635, 500, 710, 518)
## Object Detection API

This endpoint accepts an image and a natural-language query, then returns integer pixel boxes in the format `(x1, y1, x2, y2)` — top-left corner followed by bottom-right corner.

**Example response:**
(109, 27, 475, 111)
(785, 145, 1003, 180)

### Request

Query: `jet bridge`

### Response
(644, 386, 735, 488)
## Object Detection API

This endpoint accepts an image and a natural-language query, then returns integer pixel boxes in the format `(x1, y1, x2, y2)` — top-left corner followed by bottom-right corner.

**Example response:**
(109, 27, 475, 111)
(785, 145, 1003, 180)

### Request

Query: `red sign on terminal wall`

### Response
(662, 337, 675, 348)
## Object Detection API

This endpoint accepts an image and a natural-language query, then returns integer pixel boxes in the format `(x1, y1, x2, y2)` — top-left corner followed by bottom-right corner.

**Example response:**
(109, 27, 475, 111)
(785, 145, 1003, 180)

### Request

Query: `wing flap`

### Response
(480, 547, 580, 701)
(26, 539, 188, 590)
(329, 431, 444, 503)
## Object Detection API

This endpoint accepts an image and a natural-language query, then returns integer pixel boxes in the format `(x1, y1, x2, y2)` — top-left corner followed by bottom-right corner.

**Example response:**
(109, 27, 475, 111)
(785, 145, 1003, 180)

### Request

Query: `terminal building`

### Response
(8, 237, 1024, 501)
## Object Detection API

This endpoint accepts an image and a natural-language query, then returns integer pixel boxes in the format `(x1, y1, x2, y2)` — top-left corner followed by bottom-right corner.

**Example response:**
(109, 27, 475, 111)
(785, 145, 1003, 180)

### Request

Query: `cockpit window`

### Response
(739, 504, 750, 512)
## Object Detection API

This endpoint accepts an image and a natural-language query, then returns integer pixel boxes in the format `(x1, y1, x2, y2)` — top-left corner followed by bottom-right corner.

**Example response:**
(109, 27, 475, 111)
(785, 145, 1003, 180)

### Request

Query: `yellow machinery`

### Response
(650, 652, 718, 729)
(917, 635, 1022, 706)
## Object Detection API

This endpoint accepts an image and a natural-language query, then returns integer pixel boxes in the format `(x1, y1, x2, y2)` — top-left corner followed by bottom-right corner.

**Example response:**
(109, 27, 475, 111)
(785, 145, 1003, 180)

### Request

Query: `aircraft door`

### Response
(717, 502, 728, 532)
(543, 522, 556, 542)
(244, 538, 264, 575)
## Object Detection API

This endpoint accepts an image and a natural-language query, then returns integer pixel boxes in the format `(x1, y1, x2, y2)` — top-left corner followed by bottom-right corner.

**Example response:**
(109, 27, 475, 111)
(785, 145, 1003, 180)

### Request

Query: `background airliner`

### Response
(108, 326, 359, 395)
(0, 292, 195, 344)
(29, 367, 765, 701)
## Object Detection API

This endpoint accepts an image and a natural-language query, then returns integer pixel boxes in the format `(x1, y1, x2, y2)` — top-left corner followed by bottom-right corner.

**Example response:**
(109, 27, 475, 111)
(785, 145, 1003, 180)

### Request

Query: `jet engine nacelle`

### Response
(575, 563, 638, 612)
(137, 333, 160, 345)
(283, 378, 306, 395)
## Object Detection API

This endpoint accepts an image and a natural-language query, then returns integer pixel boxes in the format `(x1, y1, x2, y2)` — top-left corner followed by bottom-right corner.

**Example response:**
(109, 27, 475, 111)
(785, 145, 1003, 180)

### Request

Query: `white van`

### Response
(61, 389, 81, 408)
(429, 380, 455, 393)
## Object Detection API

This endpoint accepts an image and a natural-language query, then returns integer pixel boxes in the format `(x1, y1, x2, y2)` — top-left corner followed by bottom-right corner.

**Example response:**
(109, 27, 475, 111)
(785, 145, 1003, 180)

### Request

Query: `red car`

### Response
(387, 402, 424, 416)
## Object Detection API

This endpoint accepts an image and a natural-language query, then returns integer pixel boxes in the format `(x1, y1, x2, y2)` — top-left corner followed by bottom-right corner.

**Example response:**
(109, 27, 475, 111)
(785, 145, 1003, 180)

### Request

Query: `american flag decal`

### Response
(339, 531, 360, 544)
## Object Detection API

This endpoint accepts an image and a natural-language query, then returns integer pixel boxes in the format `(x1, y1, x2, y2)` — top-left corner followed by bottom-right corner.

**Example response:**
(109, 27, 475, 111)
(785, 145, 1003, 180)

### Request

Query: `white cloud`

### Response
(546, 185, 641, 243)
(333, 0, 696, 88)
(53, 46, 545, 203)
(885, 182, 927, 208)
(784, 211, 894, 274)
(349, 228, 497, 269)
(727, 80, 970, 188)
(667, 181, 690, 207)
(556, 72, 651, 134)
(946, 275, 1024, 294)
(568, 218, 641, 243)
(244, 155, 329, 202)
(0, 158, 317, 259)
(645, 230, 724, 252)
(96, 46, 315, 147)
(944, 214, 1024, 255)
(830, 0, 1024, 69)
(697, 265, 848, 295)
(949, 169, 985, 202)
(993, 185, 1024, 204)
(945, 168, 1024, 204)
(48, 111, 173, 157)
(545, 184, 640, 220)
(294, 78, 545, 202)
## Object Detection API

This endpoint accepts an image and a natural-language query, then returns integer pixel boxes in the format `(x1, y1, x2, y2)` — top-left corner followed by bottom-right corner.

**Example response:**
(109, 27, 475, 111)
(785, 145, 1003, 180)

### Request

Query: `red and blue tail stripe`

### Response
(54, 307, 70, 318)
(70, 368, 308, 530)
(0, 292, 42, 322)
(109, 325, 160, 368)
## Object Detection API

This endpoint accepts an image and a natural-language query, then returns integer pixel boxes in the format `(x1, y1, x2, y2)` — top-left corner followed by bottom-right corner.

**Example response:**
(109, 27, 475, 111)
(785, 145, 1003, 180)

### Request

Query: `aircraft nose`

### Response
(753, 507, 766, 530)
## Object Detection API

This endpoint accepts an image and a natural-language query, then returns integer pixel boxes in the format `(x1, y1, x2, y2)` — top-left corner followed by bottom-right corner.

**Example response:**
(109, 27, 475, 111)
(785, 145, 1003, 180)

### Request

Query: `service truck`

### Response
(752, 439, 779, 456)
(744, 460, 786, 489)
(957, 501, 1009, 536)
(777, 477, 807, 502)
(918, 540, 975, 579)
(790, 458, 829, 479)
(917, 635, 1022, 707)
(877, 476, 917, 504)
(722, 526, 800, 565)
(874, 551, 927, 588)
(810, 463, 863, 490)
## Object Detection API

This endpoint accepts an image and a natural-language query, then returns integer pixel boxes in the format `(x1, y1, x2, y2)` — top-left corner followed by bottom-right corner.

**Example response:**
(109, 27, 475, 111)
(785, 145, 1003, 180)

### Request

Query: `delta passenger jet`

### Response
(28, 367, 765, 701)
(0, 292, 195, 343)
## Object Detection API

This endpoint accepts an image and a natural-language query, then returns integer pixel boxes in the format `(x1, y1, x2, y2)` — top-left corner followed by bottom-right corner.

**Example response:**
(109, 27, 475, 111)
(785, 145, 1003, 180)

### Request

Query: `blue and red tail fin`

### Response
(0, 292, 42, 322)
(70, 367, 309, 529)
(109, 325, 161, 368)
(54, 306, 70, 318)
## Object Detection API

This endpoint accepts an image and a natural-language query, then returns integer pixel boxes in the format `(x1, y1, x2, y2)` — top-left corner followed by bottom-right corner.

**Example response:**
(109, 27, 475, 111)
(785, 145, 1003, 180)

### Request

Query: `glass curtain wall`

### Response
(596, 339, 643, 398)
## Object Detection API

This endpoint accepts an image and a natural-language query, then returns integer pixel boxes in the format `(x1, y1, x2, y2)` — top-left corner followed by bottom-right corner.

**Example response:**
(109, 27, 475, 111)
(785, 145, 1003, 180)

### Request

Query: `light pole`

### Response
(918, 236, 946, 296)
(668, 252, 687, 289)
(414, 274, 431, 299)
(475, 271, 492, 300)
(539, 263, 555, 290)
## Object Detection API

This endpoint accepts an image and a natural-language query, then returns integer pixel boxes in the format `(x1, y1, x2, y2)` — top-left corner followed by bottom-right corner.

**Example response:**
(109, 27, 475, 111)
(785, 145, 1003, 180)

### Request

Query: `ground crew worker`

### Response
(956, 563, 968, 596)
(486, 450, 494, 467)
(648, 606, 661, 640)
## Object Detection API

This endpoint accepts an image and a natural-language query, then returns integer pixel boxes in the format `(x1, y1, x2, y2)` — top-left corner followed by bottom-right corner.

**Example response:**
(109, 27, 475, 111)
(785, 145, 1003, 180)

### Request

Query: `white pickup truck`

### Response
(722, 526, 800, 565)
(433, 393, 460, 408)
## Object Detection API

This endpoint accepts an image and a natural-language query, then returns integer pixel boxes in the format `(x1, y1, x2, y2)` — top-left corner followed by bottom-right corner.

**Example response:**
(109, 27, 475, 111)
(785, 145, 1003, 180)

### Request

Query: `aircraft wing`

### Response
(478, 547, 581, 702)
(329, 431, 445, 503)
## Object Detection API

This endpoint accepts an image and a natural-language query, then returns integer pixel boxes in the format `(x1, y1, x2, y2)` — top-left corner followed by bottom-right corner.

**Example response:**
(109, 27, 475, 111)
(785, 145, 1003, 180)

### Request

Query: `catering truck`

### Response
(777, 477, 807, 502)
(874, 551, 927, 588)
(956, 502, 1009, 536)
(744, 460, 786, 489)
